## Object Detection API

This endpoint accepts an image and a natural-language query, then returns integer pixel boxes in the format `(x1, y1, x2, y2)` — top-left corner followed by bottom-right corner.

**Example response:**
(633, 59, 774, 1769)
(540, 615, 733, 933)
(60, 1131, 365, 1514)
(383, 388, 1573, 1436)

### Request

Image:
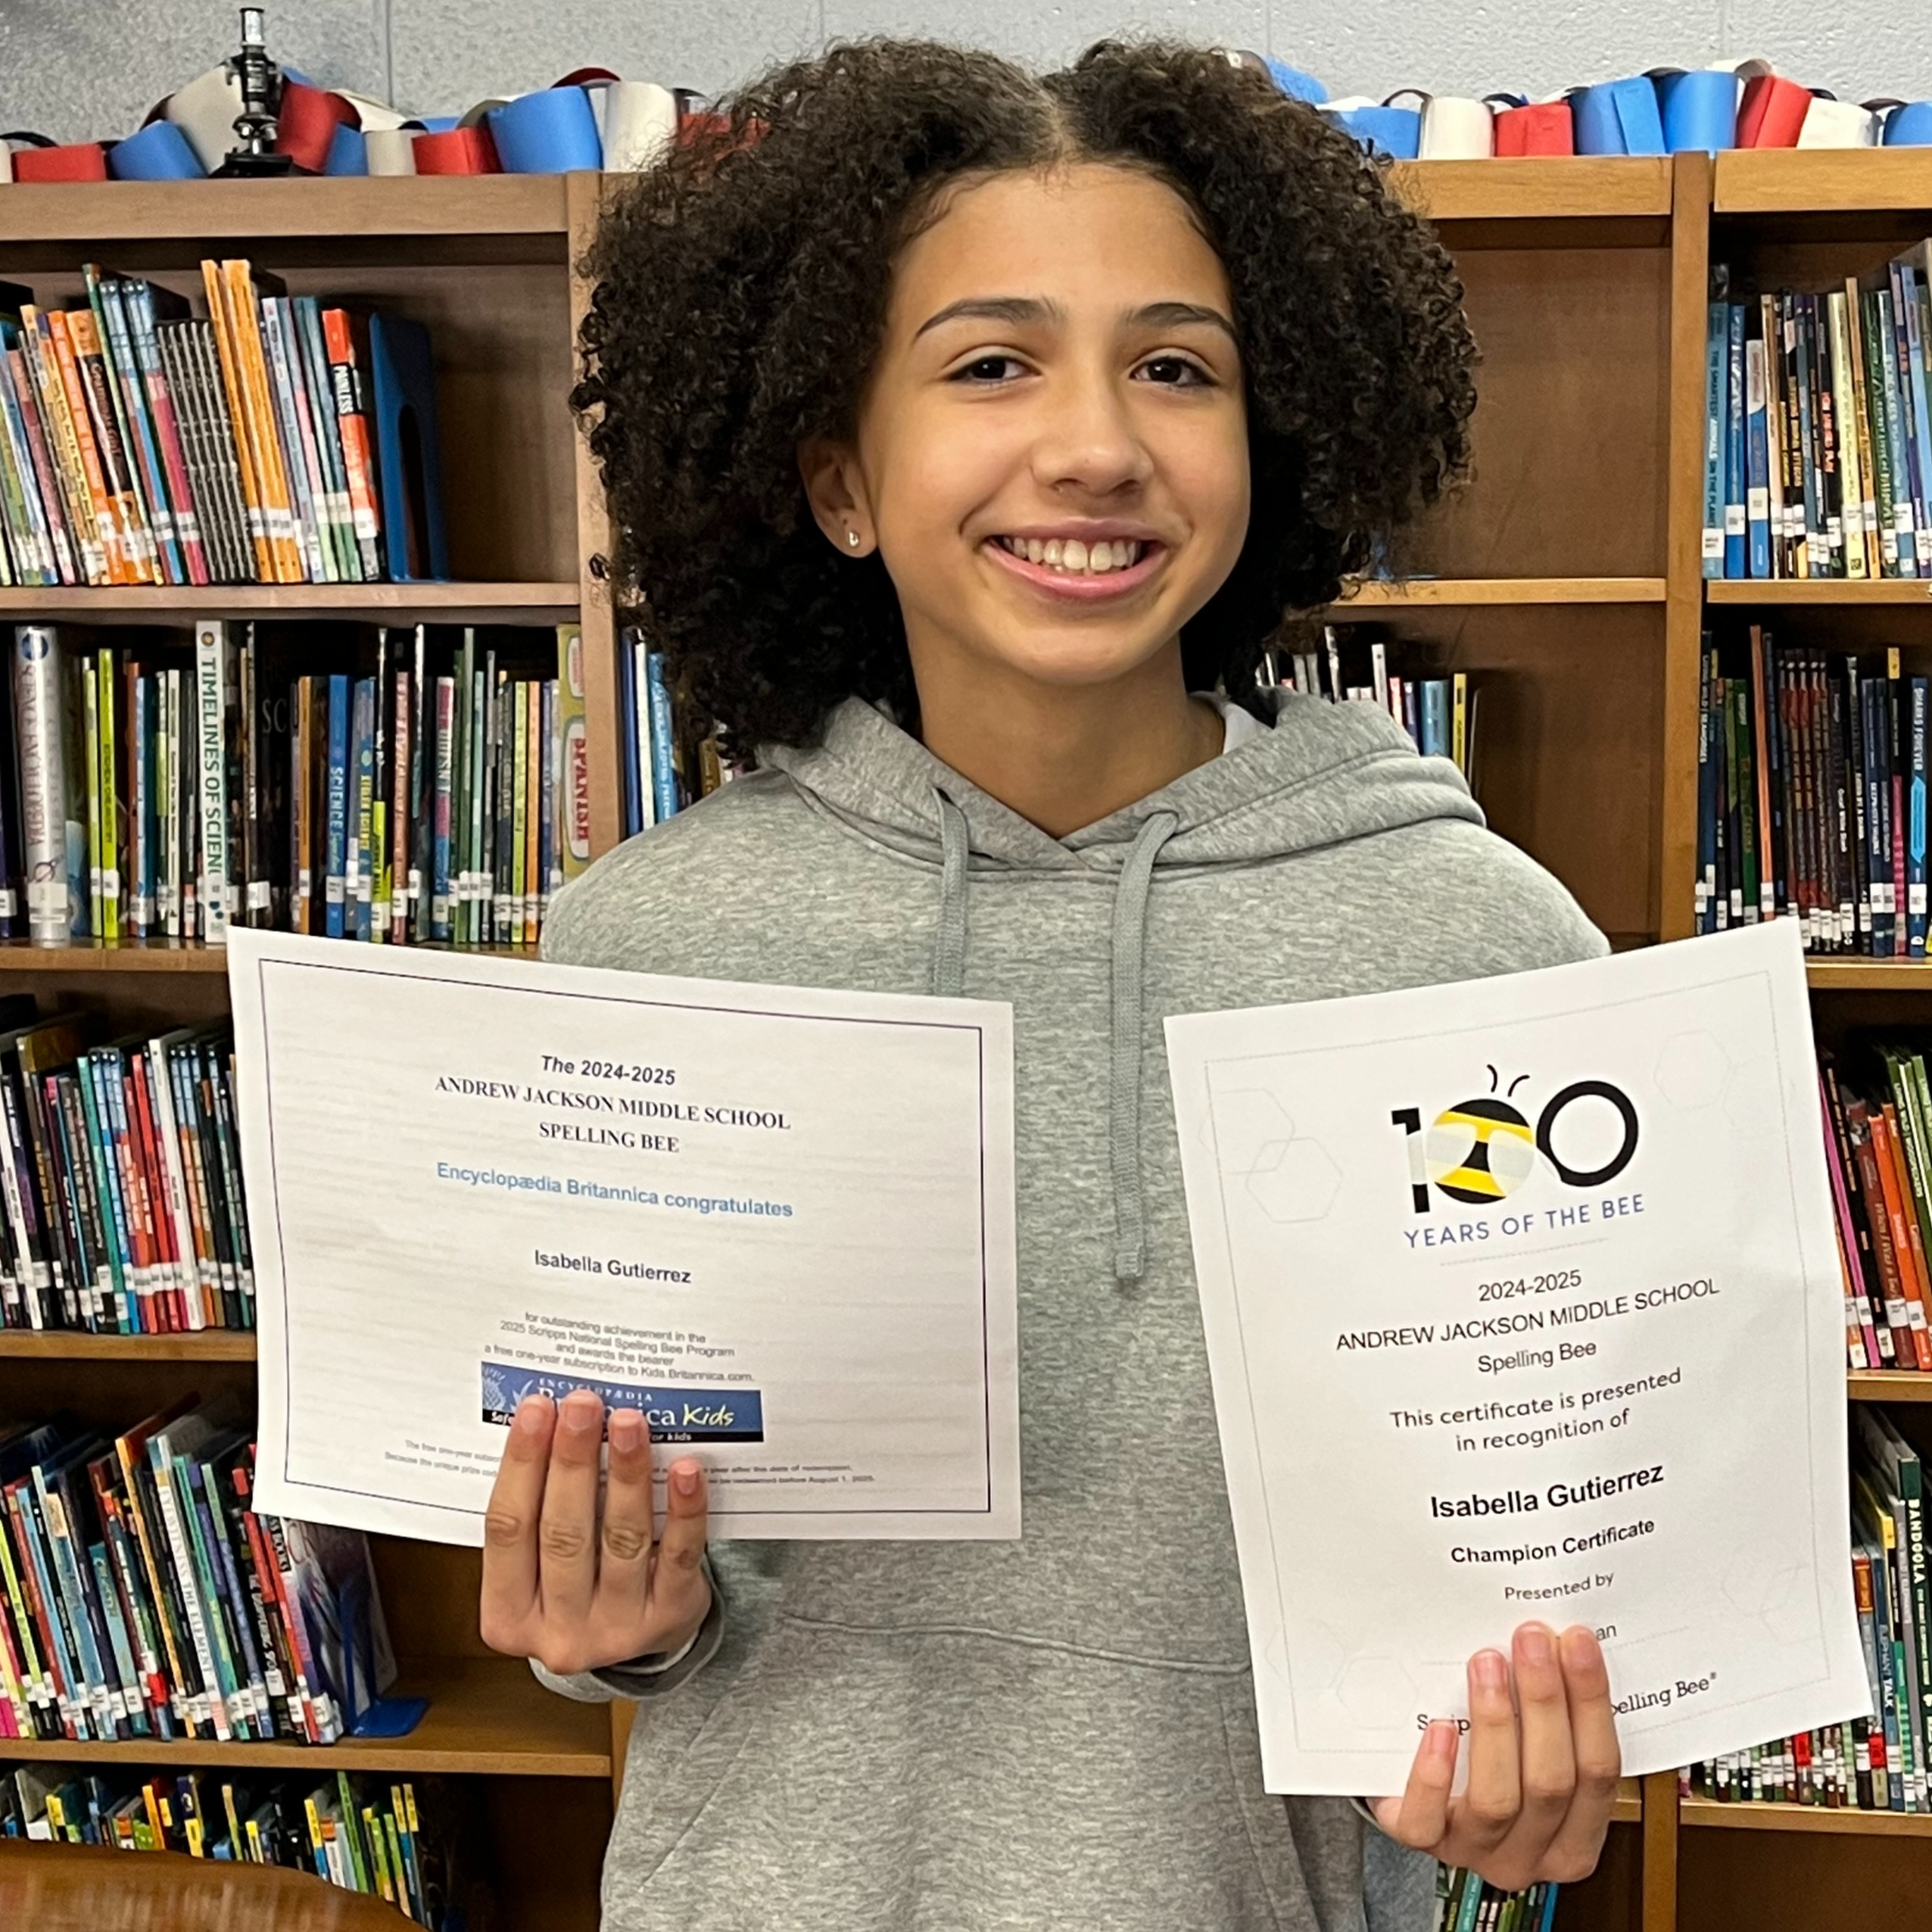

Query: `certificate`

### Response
(1165, 921, 1868, 1794)
(226, 931, 1020, 1545)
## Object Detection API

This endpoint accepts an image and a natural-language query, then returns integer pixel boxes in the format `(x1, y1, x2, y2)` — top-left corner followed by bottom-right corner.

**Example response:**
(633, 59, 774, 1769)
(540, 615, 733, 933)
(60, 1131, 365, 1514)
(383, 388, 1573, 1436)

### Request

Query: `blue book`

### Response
(646, 651, 679, 822)
(1725, 301, 1747, 578)
(1900, 264, 1932, 576)
(366, 311, 449, 581)
(1419, 680, 1448, 758)
(351, 678, 374, 942)
(73, 1058, 132, 1332)
(1912, 677, 1928, 958)
(1887, 269, 1928, 575)
(1536, 1884, 1560, 1932)
(324, 673, 349, 940)
(1703, 297, 1728, 577)
(86, 1541, 150, 1737)
(1745, 320, 1772, 578)
(1874, 287, 1918, 576)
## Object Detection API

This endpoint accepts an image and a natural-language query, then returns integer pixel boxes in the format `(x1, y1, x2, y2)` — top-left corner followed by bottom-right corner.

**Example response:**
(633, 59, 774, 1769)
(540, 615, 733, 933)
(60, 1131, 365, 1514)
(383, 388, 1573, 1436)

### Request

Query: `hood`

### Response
(762, 694, 1485, 1284)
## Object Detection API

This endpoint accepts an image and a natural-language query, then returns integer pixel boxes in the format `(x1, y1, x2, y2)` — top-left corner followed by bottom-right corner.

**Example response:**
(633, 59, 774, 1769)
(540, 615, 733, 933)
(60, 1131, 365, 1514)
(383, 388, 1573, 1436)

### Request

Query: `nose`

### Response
(1030, 360, 1154, 499)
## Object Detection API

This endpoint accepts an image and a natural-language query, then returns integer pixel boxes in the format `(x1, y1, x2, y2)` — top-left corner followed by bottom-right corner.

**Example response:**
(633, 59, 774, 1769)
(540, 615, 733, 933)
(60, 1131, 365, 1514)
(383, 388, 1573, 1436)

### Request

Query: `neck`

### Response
(909, 638, 1223, 839)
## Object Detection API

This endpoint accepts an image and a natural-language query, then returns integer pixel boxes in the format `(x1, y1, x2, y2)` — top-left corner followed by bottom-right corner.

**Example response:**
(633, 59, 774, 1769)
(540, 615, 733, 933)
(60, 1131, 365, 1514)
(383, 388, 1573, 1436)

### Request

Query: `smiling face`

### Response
(802, 163, 1251, 706)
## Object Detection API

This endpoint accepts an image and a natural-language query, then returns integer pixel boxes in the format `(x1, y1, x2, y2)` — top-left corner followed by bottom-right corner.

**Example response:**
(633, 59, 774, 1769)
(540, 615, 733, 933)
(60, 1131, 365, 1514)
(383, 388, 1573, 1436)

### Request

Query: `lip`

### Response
(980, 536, 1167, 603)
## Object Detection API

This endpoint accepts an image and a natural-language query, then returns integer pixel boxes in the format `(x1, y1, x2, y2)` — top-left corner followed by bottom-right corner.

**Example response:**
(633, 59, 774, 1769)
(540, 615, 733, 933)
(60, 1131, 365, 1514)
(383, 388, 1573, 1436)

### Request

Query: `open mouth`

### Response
(982, 534, 1164, 597)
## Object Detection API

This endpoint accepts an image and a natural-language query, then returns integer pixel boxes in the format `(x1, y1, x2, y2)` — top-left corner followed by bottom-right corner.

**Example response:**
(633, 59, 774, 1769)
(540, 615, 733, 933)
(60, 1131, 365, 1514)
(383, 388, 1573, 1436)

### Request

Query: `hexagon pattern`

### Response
(1213, 1089, 1295, 1175)
(1656, 1030, 1730, 1111)
(1246, 1137, 1343, 1223)
(1333, 1653, 1419, 1732)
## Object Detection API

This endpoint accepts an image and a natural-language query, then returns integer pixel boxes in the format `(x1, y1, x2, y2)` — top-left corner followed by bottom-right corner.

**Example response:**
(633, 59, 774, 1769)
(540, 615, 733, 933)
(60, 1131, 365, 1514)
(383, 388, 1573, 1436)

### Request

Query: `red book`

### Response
(320, 308, 382, 580)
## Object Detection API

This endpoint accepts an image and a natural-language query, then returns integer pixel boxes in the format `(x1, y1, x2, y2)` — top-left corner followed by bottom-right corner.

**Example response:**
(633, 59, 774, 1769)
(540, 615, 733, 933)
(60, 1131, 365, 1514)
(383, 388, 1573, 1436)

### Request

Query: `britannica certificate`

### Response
(1167, 920, 1868, 1794)
(226, 930, 1019, 1545)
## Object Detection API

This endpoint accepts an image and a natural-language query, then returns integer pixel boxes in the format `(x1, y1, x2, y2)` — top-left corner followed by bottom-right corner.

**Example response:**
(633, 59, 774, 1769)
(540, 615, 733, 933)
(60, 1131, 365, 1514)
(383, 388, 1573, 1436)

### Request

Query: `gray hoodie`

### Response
(536, 693, 1606, 1932)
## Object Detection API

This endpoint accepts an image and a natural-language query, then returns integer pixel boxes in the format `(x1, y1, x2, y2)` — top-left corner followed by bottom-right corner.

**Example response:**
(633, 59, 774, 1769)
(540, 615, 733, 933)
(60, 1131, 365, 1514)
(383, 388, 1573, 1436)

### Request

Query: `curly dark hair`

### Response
(573, 39, 1475, 753)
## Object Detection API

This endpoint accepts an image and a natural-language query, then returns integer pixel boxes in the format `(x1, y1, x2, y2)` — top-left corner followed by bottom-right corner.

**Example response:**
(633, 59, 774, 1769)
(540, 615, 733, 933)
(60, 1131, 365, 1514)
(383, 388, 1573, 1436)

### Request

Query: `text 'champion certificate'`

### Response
(227, 930, 1020, 1545)
(1166, 921, 1868, 1794)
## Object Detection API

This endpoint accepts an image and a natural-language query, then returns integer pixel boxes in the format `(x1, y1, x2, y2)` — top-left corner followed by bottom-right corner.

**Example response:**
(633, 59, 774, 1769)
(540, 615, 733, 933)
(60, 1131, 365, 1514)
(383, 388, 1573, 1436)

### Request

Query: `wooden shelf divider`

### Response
(0, 1329, 256, 1361)
(0, 582, 580, 625)
(1847, 1370, 1932, 1404)
(1806, 961, 1932, 992)
(0, 1657, 611, 1779)
(1332, 576, 1667, 609)
(1706, 579, 1932, 606)
(1678, 1797, 1932, 1837)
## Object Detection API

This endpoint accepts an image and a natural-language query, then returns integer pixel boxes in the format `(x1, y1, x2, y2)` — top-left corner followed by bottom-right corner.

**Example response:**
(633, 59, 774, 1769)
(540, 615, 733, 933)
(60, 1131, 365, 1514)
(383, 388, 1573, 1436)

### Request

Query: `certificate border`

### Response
(1201, 960, 1834, 1760)
(256, 954, 998, 1522)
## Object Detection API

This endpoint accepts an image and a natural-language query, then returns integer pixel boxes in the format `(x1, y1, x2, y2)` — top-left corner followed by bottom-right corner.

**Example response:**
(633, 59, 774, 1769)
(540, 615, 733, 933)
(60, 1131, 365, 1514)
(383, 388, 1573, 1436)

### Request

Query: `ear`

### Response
(798, 437, 876, 557)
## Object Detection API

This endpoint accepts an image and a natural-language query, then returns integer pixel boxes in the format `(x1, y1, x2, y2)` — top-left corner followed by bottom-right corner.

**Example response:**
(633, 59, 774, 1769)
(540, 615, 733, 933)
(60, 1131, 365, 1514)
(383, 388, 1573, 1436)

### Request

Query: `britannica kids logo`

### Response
(1391, 1067, 1639, 1215)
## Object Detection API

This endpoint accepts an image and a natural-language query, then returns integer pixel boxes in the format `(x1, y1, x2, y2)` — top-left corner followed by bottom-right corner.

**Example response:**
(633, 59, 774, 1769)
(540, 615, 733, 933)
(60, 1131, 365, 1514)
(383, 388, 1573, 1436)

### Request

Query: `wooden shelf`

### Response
(1849, 1370, 1932, 1404)
(0, 940, 541, 972)
(0, 1329, 255, 1360)
(1714, 150, 1932, 216)
(2, 1656, 610, 1778)
(1806, 961, 1932, 991)
(1332, 576, 1666, 609)
(0, 175, 572, 267)
(1391, 157, 1672, 224)
(0, 582, 579, 625)
(1679, 1796, 1932, 1836)
(1613, 1778, 1644, 1824)
(1706, 580, 1932, 606)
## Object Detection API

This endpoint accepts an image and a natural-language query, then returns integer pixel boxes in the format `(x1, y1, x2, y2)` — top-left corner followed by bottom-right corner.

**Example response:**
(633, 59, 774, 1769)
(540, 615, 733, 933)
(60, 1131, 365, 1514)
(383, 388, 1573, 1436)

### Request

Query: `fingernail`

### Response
(1428, 1720, 1458, 1760)
(1561, 1625, 1603, 1669)
(1518, 1624, 1554, 1669)
(1474, 1650, 1510, 1692)
(513, 1394, 551, 1435)
(560, 1391, 601, 1435)
(609, 1410, 643, 1453)
(672, 1463, 702, 1497)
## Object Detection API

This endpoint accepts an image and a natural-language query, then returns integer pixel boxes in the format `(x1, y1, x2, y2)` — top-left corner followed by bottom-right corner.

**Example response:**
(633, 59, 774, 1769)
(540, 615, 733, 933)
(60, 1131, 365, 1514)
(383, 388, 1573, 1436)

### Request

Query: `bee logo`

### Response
(1393, 1068, 1638, 1214)
(1424, 1073, 1538, 1207)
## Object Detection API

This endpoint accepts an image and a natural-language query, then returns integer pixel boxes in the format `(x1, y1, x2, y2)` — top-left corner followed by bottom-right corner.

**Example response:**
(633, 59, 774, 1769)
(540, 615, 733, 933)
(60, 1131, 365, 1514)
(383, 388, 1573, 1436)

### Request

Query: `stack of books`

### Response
(9, 619, 582, 949)
(4, 1764, 473, 1921)
(0, 1011, 252, 1336)
(1703, 246, 1932, 581)
(1694, 628, 1927, 954)
(0, 263, 444, 589)
(1821, 1041, 1932, 1374)
(1681, 1408, 1930, 1811)
(1433, 1868, 1559, 1931)
(0, 1401, 392, 1747)
(616, 625, 737, 837)
(1266, 628, 1482, 786)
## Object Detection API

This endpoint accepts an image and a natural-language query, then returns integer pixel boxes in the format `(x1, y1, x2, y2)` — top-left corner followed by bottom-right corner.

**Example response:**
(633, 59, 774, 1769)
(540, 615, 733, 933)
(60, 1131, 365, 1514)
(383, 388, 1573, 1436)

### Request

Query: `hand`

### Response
(1370, 1623, 1620, 1891)
(479, 1390, 713, 1677)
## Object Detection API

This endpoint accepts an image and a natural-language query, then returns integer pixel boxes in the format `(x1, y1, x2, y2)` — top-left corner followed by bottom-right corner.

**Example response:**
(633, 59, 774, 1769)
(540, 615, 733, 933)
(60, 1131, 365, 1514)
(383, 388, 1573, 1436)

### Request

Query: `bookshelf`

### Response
(0, 173, 614, 1932)
(3, 152, 1931, 1932)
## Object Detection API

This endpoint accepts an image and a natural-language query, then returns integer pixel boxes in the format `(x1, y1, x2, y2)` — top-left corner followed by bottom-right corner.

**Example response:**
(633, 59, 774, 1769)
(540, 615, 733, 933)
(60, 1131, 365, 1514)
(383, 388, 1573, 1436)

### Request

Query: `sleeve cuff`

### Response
(591, 1557, 725, 1700)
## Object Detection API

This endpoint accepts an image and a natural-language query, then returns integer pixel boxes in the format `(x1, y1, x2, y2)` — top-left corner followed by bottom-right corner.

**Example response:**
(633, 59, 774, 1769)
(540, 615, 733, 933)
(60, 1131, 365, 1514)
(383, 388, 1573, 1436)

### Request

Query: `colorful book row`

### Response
(11, 620, 592, 948)
(1680, 1407, 1930, 1810)
(1432, 1865, 1558, 1932)
(1703, 247, 1932, 581)
(0, 263, 442, 590)
(0, 1013, 251, 1337)
(1265, 629, 1482, 784)
(1694, 631, 1926, 955)
(3, 1764, 468, 1925)
(0, 1401, 394, 1747)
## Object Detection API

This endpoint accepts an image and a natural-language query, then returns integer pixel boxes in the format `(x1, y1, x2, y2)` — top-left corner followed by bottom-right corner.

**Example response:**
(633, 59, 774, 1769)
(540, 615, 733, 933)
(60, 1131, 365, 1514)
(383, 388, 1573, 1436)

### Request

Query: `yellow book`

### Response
(1828, 291, 1869, 579)
(200, 260, 273, 580)
(1451, 672, 1468, 777)
(223, 259, 304, 581)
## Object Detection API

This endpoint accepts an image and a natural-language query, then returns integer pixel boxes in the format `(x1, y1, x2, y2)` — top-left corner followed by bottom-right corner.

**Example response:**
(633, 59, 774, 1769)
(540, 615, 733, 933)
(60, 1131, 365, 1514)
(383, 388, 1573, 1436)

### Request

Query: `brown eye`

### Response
(953, 355, 1027, 383)
(1136, 355, 1210, 386)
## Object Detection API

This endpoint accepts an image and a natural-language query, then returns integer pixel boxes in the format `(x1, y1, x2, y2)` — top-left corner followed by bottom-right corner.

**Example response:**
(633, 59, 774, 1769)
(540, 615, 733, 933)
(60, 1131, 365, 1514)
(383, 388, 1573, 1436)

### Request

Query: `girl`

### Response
(479, 40, 1620, 1930)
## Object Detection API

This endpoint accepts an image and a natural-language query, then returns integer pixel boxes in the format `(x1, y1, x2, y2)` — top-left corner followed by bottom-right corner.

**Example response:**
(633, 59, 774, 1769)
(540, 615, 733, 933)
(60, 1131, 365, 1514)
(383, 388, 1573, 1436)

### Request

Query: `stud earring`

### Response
(847, 530, 861, 548)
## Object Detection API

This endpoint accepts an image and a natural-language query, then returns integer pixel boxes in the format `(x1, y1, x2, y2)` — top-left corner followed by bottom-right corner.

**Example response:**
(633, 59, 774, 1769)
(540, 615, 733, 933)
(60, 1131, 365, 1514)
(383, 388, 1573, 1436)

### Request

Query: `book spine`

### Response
(192, 623, 229, 945)
(647, 651, 679, 822)
(1746, 319, 1772, 578)
(258, 299, 327, 583)
(1899, 266, 1932, 574)
(321, 309, 384, 579)
(391, 668, 411, 938)
(325, 673, 349, 940)
(21, 313, 107, 583)
(96, 275, 181, 584)
(5, 344, 78, 584)
(1703, 297, 1727, 576)
(123, 282, 207, 586)
(44, 309, 135, 584)
(1831, 291, 1873, 578)
(352, 676, 375, 942)
(1725, 301, 1747, 578)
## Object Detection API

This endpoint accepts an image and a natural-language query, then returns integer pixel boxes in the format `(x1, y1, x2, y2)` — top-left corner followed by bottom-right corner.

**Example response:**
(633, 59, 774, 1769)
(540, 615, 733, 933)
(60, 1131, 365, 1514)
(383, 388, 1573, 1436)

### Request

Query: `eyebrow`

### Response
(912, 295, 1239, 345)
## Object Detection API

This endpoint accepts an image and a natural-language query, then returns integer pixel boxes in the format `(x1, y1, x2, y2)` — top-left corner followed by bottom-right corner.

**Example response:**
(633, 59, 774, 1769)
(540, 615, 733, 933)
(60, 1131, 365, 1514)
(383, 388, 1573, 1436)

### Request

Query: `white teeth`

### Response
(996, 537, 1147, 574)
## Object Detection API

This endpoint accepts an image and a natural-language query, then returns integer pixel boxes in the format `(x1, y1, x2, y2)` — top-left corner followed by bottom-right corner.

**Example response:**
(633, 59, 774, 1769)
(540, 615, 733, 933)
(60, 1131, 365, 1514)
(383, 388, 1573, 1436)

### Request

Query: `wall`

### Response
(2, 0, 1930, 151)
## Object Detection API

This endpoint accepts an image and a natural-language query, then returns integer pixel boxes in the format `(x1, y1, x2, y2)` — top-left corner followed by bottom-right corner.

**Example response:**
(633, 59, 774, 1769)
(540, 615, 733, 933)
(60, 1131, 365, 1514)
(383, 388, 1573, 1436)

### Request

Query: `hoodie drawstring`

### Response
(1108, 810, 1179, 1282)
(929, 787, 1179, 1287)
(933, 790, 971, 997)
